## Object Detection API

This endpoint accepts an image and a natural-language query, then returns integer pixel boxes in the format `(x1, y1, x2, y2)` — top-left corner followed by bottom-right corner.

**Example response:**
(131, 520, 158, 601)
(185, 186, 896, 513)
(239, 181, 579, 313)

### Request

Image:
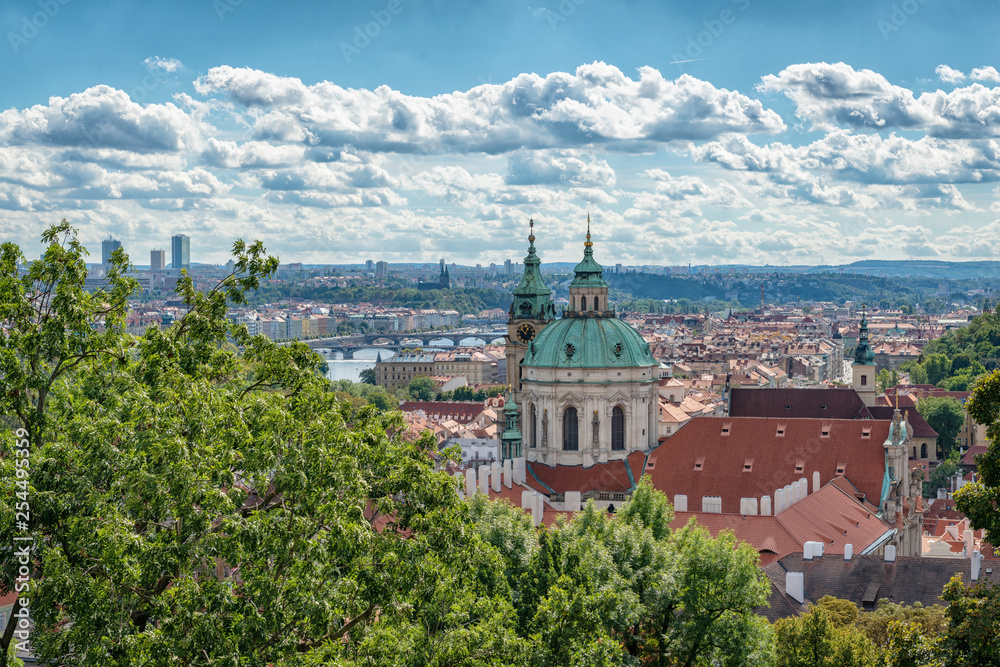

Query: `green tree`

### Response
(923, 354, 952, 386)
(938, 576, 1000, 666)
(774, 605, 877, 667)
(0, 221, 138, 665)
(924, 449, 961, 498)
(917, 396, 966, 458)
(359, 366, 377, 384)
(877, 369, 900, 394)
(0, 224, 515, 666)
(955, 369, 1000, 541)
(407, 375, 437, 401)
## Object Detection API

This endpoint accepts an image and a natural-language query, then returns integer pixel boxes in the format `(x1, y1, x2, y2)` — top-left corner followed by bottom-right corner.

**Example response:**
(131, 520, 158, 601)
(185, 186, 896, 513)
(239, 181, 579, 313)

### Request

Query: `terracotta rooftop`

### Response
(525, 450, 647, 495)
(645, 417, 890, 515)
(398, 401, 486, 424)
(775, 481, 893, 555)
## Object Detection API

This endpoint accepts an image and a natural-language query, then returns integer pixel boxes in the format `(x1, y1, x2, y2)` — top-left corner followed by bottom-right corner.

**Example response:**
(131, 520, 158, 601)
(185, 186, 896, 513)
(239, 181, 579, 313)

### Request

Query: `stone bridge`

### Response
(301, 328, 508, 358)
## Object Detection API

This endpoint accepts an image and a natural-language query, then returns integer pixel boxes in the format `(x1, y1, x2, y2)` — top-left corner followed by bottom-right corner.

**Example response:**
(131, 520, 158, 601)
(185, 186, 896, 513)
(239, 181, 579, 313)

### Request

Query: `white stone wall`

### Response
(521, 364, 658, 466)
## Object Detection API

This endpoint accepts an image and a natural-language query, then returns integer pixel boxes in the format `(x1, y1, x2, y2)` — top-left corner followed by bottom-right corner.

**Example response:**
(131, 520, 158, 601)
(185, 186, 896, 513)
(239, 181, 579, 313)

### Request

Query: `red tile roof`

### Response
(670, 512, 800, 559)
(962, 445, 988, 467)
(775, 482, 893, 555)
(398, 401, 486, 424)
(645, 417, 890, 514)
(524, 451, 646, 494)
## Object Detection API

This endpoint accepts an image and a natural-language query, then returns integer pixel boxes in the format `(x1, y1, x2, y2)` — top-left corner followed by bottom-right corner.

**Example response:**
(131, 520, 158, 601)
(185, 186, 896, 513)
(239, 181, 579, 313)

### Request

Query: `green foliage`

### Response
(774, 605, 877, 667)
(359, 366, 377, 384)
(939, 577, 1000, 666)
(407, 375, 437, 401)
(877, 368, 900, 394)
(955, 368, 1000, 542)
(917, 396, 966, 458)
(924, 449, 961, 498)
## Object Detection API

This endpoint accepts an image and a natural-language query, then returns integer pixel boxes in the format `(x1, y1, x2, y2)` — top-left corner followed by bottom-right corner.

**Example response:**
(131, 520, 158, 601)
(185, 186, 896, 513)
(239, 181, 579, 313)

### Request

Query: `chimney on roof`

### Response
(478, 465, 489, 495)
(884, 545, 897, 563)
(503, 459, 513, 489)
(491, 461, 501, 493)
(812, 471, 820, 494)
(844, 544, 853, 561)
(565, 490, 581, 511)
(786, 571, 804, 604)
(965, 529, 974, 558)
(761, 495, 772, 516)
(972, 550, 982, 581)
(674, 495, 688, 512)
(465, 468, 476, 497)
(532, 493, 544, 526)
(775, 488, 785, 514)
(514, 457, 526, 485)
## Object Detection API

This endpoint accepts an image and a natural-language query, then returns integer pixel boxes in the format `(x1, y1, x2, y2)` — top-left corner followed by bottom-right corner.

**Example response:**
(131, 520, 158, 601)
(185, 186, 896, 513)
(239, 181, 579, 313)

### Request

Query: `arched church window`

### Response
(921, 443, 927, 458)
(563, 407, 579, 451)
(581, 296, 587, 311)
(595, 297, 600, 311)
(860, 374, 867, 386)
(611, 406, 625, 451)
(531, 405, 537, 448)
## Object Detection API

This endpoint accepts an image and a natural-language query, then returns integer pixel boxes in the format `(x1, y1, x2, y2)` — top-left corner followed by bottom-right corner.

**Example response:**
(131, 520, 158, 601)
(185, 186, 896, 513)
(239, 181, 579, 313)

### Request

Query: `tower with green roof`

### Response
(506, 219, 555, 415)
(499, 390, 523, 461)
(852, 307, 877, 406)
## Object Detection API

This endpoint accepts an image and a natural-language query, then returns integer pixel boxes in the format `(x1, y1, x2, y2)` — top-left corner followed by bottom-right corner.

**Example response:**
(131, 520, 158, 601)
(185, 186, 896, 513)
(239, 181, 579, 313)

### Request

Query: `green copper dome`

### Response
(523, 316, 656, 369)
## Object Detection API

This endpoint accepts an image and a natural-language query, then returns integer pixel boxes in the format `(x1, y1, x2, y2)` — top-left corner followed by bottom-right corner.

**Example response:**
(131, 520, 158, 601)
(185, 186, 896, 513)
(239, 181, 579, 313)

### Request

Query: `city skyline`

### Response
(3, 1, 1000, 267)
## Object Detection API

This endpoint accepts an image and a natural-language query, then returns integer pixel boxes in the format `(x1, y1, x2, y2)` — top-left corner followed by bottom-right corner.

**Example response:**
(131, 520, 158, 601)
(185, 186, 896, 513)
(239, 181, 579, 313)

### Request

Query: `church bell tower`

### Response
(852, 307, 877, 407)
(506, 219, 555, 411)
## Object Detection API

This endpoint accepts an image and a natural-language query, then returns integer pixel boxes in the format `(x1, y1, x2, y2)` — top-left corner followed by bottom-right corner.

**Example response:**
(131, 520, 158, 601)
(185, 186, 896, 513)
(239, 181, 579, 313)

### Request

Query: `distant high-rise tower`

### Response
(102, 236, 122, 265)
(375, 260, 388, 278)
(365, 259, 374, 272)
(171, 234, 190, 271)
(150, 249, 166, 271)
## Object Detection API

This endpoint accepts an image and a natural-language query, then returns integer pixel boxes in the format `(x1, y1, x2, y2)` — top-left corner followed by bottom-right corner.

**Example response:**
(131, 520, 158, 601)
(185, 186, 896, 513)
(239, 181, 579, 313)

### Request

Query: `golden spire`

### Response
(584, 212, 593, 247)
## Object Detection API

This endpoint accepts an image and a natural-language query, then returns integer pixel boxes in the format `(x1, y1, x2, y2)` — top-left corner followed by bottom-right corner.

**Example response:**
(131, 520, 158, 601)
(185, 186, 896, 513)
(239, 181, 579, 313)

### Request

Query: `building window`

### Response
(921, 443, 927, 458)
(563, 407, 579, 451)
(580, 296, 587, 311)
(531, 405, 537, 448)
(861, 374, 867, 386)
(611, 406, 625, 451)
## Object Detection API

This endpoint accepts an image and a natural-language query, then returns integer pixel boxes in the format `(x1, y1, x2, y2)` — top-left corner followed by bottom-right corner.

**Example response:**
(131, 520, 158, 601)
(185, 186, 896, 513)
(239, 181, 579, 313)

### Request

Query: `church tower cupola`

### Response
(854, 308, 875, 366)
(500, 390, 523, 461)
(511, 220, 555, 321)
(566, 215, 612, 318)
(852, 307, 877, 407)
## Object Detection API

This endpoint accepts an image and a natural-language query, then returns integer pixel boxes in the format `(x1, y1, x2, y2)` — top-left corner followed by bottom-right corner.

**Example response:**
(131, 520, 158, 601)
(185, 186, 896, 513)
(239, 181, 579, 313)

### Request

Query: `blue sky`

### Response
(3, 0, 1000, 266)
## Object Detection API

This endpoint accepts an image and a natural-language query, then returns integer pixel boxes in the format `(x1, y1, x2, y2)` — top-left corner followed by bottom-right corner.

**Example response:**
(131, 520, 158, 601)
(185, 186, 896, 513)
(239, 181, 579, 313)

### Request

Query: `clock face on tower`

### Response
(516, 323, 536, 343)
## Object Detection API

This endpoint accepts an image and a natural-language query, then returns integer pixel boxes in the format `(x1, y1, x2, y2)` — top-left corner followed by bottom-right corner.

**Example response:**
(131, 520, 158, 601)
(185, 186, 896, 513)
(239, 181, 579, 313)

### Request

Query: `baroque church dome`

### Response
(524, 316, 655, 369)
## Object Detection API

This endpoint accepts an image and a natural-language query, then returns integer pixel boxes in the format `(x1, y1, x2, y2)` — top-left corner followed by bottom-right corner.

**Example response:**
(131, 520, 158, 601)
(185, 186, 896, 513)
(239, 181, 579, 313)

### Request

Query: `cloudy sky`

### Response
(3, 0, 1000, 267)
